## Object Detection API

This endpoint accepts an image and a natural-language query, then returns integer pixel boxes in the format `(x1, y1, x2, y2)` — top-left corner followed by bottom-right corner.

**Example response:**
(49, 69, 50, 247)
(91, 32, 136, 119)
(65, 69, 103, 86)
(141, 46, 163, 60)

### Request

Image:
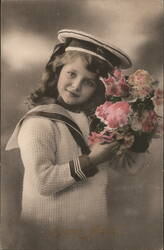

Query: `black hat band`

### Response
(65, 39, 121, 68)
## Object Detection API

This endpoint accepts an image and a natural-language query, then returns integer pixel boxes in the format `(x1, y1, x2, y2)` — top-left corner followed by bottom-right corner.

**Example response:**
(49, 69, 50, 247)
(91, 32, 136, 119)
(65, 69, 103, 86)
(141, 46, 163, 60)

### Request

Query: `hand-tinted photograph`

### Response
(1, 1, 163, 250)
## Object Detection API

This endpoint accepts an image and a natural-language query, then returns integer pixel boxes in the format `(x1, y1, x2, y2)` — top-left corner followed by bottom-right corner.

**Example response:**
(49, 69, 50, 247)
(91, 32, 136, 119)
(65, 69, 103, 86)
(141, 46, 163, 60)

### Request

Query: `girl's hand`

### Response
(89, 141, 119, 166)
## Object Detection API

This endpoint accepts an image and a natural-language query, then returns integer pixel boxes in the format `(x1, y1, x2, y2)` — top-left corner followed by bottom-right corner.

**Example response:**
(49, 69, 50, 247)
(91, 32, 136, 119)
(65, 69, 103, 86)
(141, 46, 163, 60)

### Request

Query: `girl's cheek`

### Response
(90, 85, 97, 93)
(86, 87, 96, 97)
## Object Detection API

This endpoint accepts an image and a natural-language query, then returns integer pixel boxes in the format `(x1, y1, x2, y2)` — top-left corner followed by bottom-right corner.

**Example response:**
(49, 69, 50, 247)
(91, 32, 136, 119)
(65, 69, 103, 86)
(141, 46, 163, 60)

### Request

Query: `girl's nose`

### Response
(71, 78, 82, 91)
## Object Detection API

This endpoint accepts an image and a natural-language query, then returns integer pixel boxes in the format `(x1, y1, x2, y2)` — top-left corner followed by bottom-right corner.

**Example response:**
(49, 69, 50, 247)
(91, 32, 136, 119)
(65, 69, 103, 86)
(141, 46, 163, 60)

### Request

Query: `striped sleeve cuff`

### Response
(69, 155, 98, 182)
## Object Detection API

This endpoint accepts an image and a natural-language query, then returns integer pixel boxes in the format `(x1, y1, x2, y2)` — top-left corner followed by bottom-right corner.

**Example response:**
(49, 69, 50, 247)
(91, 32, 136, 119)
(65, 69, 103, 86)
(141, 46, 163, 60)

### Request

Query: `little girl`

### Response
(6, 29, 147, 250)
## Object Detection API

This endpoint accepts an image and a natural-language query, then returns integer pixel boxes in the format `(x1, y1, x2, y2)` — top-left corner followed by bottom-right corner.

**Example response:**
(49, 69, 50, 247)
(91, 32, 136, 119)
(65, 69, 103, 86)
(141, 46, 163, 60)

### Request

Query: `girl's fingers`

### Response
(100, 142, 120, 154)
(99, 141, 108, 145)
(99, 141, 118, 146)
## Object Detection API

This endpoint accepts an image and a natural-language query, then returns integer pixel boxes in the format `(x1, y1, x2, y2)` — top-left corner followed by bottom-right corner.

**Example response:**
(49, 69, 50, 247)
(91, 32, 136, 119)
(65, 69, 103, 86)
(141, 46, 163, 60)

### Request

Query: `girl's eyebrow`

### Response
(67, 68, 77, 72)
(85, 77, 97, 81)
(67, 67, 97, 80)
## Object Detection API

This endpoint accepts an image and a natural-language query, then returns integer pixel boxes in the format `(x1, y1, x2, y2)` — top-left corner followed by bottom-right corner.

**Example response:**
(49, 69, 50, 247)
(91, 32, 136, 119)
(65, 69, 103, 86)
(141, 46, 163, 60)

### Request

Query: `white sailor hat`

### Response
(57, 29, 132, 69)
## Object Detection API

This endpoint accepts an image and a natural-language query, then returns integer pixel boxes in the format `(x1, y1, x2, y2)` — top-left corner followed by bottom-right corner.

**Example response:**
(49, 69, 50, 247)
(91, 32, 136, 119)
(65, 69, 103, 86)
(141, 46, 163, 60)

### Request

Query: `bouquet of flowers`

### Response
(88, 69, 163, 154)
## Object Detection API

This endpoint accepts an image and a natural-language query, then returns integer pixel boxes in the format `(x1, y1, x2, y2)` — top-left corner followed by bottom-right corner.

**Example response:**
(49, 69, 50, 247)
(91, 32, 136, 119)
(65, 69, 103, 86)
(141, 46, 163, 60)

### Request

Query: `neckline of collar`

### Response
(56, 97, 83, 113)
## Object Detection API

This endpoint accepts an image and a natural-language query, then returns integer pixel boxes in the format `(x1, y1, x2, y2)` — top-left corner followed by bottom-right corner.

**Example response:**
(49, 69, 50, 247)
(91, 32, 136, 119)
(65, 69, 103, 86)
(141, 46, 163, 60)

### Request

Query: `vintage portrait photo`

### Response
(1, 1, 163, 250)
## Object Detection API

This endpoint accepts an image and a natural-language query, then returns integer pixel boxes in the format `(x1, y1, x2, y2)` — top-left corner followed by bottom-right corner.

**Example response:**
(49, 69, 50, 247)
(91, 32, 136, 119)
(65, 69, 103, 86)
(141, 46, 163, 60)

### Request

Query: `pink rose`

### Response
(153, 88, 163, 106)
(141, 110, 158, 132)
(95, 101, 113, 123)
(113, 68, 122, 79)
(128, 70, 153, 86)
(128, 70, 154, 99)
(96, 101, 131, 129)
(105, 82, 123, 96)
(103, 69, 129, 97)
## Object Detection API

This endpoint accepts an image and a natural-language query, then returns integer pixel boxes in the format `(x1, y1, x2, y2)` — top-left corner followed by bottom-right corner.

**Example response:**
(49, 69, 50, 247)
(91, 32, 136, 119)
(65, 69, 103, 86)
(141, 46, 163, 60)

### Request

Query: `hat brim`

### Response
(58, 29, 132, 69)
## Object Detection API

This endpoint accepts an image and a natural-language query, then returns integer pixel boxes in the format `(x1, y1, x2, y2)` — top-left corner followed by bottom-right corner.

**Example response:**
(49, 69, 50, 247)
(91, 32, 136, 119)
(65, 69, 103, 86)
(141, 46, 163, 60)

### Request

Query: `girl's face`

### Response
(57, 57, 98, 105)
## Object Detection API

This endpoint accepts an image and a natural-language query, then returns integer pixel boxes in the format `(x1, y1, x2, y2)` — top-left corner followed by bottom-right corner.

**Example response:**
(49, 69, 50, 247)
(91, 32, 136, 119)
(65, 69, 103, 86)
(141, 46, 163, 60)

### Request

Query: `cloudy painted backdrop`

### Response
(1, 1, 163, 249)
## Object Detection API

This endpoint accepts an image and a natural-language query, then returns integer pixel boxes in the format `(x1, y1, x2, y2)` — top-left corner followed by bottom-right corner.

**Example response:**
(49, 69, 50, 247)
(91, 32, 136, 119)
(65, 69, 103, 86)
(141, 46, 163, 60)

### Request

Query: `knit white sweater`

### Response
(7, 104, 148, 250)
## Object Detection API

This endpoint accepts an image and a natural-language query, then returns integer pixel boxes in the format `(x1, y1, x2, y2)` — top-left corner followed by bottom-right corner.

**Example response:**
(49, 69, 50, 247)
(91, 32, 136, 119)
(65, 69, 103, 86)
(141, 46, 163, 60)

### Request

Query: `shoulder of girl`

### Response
(21, 116, 56, 130)
(17, 117, 58, 145)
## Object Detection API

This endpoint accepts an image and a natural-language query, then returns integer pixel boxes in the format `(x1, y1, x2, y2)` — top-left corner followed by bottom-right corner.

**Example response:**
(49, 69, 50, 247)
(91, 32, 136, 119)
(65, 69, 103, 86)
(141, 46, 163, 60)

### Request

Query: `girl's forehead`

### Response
(63, 57, 98, 78)
(64, 56, 88, 69)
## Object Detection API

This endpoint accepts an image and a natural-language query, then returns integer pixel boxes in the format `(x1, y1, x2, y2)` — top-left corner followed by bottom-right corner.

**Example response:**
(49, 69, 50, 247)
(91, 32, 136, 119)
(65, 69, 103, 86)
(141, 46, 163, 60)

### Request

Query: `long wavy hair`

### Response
(26, 50, 112, 116)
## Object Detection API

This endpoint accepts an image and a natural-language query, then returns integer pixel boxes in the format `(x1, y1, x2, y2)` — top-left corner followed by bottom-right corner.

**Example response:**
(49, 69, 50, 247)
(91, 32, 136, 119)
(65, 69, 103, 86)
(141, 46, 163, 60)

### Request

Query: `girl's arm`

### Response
(18, 117, 97, 196)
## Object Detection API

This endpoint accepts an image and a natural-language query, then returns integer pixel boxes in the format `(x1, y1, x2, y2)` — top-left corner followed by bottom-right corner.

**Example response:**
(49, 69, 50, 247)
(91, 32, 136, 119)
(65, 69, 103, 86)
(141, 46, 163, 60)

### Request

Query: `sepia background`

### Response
(1, 0, 163, 249)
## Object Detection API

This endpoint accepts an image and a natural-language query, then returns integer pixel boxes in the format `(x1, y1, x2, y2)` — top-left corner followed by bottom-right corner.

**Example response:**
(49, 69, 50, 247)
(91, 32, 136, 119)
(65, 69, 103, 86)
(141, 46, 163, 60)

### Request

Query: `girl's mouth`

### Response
(66, 89, 80, 98)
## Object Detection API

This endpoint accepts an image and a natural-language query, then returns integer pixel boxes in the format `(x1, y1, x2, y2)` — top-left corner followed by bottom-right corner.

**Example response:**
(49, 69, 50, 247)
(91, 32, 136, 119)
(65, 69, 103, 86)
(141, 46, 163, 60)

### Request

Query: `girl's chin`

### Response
(62, 96, 81, 106)
(65, 100, 80, 105)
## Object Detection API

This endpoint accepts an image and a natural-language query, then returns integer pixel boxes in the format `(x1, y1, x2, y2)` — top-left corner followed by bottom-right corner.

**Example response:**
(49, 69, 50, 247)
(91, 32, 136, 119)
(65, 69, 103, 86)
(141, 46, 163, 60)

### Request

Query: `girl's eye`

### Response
(84, 80, 96, 87)
(67, 71, 76, 78)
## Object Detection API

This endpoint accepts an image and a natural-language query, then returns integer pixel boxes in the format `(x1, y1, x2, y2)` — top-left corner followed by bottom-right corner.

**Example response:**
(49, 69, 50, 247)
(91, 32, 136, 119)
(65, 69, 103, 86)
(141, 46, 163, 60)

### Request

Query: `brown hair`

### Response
(26, 51, 111, 116)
